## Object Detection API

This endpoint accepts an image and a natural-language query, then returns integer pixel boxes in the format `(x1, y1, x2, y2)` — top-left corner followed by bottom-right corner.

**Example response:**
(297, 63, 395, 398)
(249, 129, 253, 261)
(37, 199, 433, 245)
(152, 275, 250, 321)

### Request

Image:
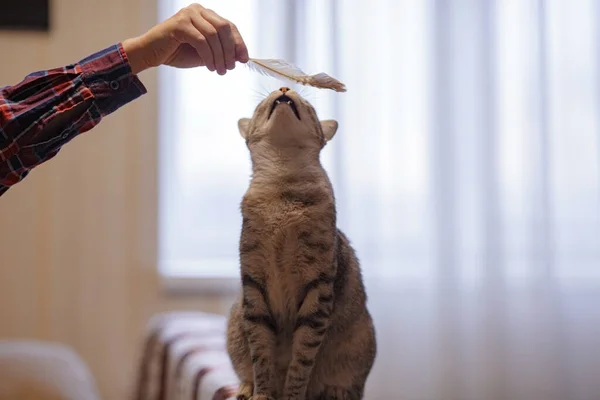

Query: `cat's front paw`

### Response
(236, 381, 254, 400)
(249, 395, 275, 400)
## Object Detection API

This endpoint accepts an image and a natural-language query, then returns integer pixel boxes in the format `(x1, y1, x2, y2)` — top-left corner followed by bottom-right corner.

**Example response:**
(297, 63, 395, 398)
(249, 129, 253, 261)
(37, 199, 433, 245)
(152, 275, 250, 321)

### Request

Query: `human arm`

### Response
(0, 44, 145, 196)
(0, 3, 248, 196)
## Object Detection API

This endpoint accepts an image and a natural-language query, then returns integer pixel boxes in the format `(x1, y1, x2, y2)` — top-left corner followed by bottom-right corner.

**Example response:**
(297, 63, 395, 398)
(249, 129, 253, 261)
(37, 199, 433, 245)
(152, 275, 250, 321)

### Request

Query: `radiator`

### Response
(134, 312, 239, 400)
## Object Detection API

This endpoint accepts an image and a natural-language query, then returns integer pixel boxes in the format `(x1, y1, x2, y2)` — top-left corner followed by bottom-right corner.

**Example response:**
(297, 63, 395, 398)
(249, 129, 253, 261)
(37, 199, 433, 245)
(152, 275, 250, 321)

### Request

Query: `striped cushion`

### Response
(134, 312, 240, 400)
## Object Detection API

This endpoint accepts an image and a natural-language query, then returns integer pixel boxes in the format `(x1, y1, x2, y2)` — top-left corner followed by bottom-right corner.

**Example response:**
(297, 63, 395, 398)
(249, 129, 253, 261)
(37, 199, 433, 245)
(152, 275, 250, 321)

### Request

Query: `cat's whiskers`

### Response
(298, 90, 321, 103)
(249, 88, 268, 101)
(259, 83, 277, 96)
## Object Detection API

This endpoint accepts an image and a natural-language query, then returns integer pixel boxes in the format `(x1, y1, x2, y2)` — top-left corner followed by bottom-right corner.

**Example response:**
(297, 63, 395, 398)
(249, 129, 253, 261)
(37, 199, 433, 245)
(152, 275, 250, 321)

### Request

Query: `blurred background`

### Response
(1, 0, 600, 399)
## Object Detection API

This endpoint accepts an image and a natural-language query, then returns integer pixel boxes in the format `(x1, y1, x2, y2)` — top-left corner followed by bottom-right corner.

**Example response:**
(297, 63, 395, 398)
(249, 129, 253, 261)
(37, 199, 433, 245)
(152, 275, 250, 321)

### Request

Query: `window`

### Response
(157, 0, 367, 281)
(159, 0, 600, 286)
(158, 0, 259, 279)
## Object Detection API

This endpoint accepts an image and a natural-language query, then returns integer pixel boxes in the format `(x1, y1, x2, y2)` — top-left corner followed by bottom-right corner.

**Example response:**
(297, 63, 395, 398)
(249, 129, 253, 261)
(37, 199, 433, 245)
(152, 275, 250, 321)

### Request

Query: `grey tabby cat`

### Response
(226, 87, 376, 400)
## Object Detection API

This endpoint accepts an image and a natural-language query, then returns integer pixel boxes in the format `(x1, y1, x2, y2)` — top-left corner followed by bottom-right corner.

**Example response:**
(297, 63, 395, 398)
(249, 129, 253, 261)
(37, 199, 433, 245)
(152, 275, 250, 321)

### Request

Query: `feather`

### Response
(247, 58, 346, 92)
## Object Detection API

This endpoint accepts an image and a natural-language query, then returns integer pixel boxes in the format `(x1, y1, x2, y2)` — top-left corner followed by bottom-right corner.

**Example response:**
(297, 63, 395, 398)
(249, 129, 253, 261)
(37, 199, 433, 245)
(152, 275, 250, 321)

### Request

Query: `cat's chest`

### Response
(256, 200, 307, 230)
(242, 191, 331, 319)
(257, 220, 311, 322)
(267, 269, 302, 326)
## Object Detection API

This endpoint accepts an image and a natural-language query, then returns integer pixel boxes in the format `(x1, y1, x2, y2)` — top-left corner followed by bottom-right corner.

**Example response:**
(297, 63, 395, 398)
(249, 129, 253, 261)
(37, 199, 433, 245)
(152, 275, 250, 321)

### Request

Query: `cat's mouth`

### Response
(268, 95, 301, 120)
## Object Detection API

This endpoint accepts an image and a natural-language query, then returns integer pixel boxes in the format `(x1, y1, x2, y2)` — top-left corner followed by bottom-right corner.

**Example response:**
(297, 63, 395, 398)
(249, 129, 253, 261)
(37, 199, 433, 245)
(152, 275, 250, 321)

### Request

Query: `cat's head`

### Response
(237, 87, 338, 153)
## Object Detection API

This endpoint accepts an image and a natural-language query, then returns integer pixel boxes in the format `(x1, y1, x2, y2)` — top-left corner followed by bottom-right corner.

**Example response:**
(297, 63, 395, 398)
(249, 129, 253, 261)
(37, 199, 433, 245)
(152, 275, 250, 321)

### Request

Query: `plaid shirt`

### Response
(0, 43, 147, 197)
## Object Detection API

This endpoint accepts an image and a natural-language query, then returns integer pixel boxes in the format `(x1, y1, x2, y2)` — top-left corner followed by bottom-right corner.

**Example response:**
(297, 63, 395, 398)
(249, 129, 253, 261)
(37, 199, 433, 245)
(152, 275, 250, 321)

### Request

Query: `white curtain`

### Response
(160, 0, 600, 398)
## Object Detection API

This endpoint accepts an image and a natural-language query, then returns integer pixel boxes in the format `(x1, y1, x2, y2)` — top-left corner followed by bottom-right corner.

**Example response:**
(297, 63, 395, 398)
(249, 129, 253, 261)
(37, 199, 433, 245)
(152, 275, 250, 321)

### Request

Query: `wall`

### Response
(0, 1, 231, 399)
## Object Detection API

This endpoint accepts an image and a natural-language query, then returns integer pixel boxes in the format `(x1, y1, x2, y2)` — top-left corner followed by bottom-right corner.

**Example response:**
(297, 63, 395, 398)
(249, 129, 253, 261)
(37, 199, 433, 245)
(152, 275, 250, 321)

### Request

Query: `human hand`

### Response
(122, 3, 249, 75)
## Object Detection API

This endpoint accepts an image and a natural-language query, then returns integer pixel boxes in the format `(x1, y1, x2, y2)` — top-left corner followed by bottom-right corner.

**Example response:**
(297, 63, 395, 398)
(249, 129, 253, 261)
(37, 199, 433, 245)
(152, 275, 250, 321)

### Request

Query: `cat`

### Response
(226, 87, 376, 400)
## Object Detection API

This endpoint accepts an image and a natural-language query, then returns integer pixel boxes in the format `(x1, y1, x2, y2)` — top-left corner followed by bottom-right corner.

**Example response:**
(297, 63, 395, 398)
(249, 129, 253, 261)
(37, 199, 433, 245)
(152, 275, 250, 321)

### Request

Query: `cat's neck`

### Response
(249, 143, 325, 183)
(252, 146, 327, 185)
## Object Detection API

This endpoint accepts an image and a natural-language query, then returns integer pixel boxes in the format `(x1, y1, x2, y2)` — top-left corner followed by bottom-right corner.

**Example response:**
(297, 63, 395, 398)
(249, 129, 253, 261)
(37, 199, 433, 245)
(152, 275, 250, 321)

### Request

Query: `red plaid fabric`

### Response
(0, 43, 146, 196)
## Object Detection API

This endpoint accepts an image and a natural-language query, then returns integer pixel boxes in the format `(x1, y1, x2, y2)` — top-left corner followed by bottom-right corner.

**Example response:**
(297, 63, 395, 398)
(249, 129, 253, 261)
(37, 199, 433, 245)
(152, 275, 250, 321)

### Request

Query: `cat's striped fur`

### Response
(227, 88, 376, 400)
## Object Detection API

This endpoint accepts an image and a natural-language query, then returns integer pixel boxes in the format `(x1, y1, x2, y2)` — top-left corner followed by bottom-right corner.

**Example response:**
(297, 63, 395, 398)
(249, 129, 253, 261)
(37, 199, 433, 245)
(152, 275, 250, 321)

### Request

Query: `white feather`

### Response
(247, 58, 346, 92)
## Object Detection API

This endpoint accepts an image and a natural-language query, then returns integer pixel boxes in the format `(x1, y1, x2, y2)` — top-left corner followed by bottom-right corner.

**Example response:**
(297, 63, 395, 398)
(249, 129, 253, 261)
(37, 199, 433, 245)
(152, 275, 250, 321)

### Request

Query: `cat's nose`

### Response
(279, 87, 290, 93)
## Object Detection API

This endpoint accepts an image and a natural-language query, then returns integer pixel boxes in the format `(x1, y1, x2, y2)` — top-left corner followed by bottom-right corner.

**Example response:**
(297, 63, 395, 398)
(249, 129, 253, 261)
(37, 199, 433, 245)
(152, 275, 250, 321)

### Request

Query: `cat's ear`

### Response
(320, 120, 338, 142)
(238, 118, 251, 139)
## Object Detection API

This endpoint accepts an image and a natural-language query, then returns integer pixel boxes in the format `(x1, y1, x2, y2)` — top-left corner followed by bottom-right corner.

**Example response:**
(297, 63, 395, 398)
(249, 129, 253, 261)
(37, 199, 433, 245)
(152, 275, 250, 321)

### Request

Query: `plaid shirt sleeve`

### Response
(0, 43, 147, 197)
